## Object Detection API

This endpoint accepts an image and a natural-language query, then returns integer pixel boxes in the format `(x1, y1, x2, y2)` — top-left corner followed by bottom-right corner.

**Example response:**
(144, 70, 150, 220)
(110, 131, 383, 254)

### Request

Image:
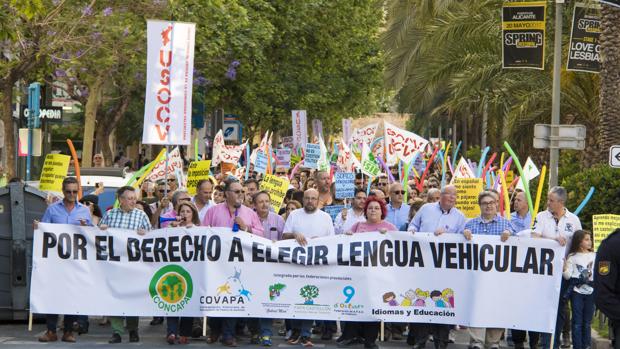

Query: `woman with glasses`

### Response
(165, 202, 200, 345)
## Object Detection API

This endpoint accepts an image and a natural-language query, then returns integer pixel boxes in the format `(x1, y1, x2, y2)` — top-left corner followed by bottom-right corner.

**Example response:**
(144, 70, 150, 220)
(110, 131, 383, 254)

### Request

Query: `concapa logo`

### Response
(149, 265, 193, 312)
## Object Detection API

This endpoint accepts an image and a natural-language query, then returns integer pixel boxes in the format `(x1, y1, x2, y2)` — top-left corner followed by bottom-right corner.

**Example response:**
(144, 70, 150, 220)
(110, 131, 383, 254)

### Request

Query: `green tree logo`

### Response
(149, 265, 193, 309)
(300, 285, 319, 305)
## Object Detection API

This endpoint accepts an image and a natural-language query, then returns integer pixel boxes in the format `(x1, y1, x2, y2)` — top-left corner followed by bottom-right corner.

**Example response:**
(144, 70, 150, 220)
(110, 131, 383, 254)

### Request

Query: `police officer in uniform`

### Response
(594, 228, 620, 349)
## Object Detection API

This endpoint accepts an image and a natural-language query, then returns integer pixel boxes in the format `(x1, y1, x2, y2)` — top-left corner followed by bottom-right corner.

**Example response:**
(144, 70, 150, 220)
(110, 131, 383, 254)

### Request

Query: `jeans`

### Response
(613, 320, 620, 349)
(542, 279, 569, 349)
(259, 318, 274, 337)
(46, 314, 77, 332)
(221, 318, 238, 340)
(291, 319, 313, 337)
(512, 329, 540, 348)
(167, 317, 194, 337)
(570, 292, 594, 349)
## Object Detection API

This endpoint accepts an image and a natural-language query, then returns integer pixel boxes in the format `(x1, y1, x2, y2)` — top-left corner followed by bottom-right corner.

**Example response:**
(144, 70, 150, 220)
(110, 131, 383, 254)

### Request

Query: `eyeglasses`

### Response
(392, 190, 406, 195)
(159, 190, 167, 194)
(276, 171, 287, 175)
(179, 197, 191, 202)
(64, 190, 78, 194)
(480, 201, 496, 206)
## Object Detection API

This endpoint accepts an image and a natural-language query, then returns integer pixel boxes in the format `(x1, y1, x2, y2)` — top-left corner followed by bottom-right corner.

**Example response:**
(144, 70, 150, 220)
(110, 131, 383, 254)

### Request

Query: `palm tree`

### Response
(598, 4, 620, 162)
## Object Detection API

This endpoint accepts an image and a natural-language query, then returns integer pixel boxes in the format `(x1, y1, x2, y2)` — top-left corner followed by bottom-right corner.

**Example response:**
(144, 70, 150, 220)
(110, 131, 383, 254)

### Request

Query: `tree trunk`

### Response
(95, 94, 130, 167)
(0, 82, 15, 177)
(81, 75, 105, 168)
(599, 4, 620, 161)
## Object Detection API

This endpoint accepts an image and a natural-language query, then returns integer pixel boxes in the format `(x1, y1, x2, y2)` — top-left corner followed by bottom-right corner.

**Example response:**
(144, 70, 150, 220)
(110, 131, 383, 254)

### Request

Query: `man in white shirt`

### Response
(193, 179, 214, 223)
(533, 186, 582, 349)
(334, 189, 367, 234)
(282, 189, 335, 346)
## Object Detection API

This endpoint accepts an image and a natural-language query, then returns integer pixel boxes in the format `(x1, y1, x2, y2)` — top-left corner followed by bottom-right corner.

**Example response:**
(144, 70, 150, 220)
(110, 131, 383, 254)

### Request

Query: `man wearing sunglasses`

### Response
(202, 178, 264, 347)
(386, 183, 410, 231)
(35, 177, 92, 343)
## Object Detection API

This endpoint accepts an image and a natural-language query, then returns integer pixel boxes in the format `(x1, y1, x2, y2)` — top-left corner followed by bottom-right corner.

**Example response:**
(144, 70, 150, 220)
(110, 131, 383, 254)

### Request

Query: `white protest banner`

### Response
(384, 122, 429, 166)
(147, 147, 185, 184)
(31, 224, 563, 332)
(254, 151, 269, 175)
(292, 110, 308, 148)
(143, 20, 195, 145)
(276, 148, 292, 168)
(351, 123, 378, 147)
(304, 143, 321, 169)
(343, 118, 353, 144)
(334, 172, 356, 199)
(516, 157, 540, 190)
(212, 130, 246, 166)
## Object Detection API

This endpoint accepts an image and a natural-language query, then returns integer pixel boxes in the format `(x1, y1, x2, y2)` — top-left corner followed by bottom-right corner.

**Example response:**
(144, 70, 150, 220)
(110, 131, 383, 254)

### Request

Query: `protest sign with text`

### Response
(292, 110, 308, 148)
(39, 154, 71, 193)
(31, 224, 562, 332)
(304, 143, 321, 169)
(260, 174, 290, 212)
(147, 147, 185, 186)
(143, 20, 195, 145)
(186, 160, 212, 196)
(335, 172, 356, 199)
(592, 214, 620, 251)
(212, 130, 246, 166)
(351, 123, 378, 147)
(276, 149, 292, 168)
(454, 178, 484, 219)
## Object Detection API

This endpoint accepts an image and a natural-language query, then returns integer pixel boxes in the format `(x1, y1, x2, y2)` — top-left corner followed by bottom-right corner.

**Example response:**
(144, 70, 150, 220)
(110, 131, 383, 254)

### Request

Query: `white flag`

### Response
(384, 121, 429, 165)
(143, 20, 195, 145)
(516, 157, 540, 190)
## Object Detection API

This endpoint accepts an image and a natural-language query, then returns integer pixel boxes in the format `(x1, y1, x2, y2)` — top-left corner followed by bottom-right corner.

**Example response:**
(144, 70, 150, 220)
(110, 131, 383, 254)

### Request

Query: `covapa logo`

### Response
(149, 265, 193, 312)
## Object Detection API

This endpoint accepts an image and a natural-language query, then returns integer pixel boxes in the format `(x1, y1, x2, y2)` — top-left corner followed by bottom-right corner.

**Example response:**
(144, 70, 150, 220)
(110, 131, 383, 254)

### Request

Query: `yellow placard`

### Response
(454, 178, 484, 219)
(39, 154, 71, 193)
(186, 160, 212, 196)
(260, 174, 290, 212)
(592, 214, 620, 252)
(505, 170, 514, 185)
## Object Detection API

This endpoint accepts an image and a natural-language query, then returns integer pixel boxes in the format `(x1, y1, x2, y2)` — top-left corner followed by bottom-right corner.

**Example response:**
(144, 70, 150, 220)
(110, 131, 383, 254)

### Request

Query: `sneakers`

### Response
(129, 330, 140, 343)
(167, 333, 177, 344)
(561, 335, 571, 349)
(150, 317, 164, 325)
(261, 336, 273, 347)
(300, 336, 314, 347)
(108, 333, 122, 344)
(38, 330, 58, 342)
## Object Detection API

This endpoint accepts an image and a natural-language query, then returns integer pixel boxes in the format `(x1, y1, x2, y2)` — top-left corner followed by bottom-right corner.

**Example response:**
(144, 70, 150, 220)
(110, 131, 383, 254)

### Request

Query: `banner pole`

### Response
(164, 146, 169, 198)
(380, 321, 384, 341)
(28, 311, 33, 331)
(203, 316, 207, 337)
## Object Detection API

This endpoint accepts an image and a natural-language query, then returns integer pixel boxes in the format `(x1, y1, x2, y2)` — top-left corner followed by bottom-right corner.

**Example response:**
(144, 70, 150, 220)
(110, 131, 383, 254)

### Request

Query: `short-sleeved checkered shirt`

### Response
(99, 208, 152, 231)
(464, 215, 515, 236)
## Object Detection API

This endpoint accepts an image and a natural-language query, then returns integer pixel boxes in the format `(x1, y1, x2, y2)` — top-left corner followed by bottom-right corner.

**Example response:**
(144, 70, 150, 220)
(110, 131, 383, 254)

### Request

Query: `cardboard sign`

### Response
(39, 154, 71, 193)
(304, 143, 321, 169)
(186, 160, 212, 196)
(255, 151, 269, 175)
(322, 205, 350, 222)
(384, 121, 429, 165)
(276, 149, 292, 168)
(592, 214, 620, 251)
(281, 136, 294, 149)
(454, 178, 484, 219)
(260, 174, 290, 212)
(334, 172, 356, 199)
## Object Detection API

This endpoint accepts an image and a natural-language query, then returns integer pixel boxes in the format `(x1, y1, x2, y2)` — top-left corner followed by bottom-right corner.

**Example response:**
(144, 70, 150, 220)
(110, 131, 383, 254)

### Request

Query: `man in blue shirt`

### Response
(510, 190, 531, 233)
(386, 183, 410, 230)
(407, 185, 465, 349)
(36, 177, 92, 343)
(463, 191, 515, 349)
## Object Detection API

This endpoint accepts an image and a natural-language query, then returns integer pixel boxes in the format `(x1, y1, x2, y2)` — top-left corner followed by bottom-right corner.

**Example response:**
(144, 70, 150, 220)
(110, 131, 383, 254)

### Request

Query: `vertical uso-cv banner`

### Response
(567, 3, 601, 73)
(502, 2, 547, 70)
(143, 20, 196, 145)
(31, 224, 564, 333)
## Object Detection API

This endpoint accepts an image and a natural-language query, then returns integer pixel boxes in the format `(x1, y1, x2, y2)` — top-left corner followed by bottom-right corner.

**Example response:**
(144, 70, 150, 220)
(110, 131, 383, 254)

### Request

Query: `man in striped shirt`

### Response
(99, 186, 151, 344)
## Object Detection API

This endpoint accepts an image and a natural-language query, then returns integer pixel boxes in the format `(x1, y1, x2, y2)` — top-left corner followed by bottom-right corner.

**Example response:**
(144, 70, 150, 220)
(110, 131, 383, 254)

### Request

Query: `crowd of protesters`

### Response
(33, 156, 604, 349)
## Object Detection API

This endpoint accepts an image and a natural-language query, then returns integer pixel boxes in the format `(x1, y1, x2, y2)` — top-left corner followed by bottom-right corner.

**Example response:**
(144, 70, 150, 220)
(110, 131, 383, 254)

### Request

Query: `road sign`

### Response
(610, 146, 620, 168)
(223, 120, 242, 144)
(533, 124, 586, 150)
